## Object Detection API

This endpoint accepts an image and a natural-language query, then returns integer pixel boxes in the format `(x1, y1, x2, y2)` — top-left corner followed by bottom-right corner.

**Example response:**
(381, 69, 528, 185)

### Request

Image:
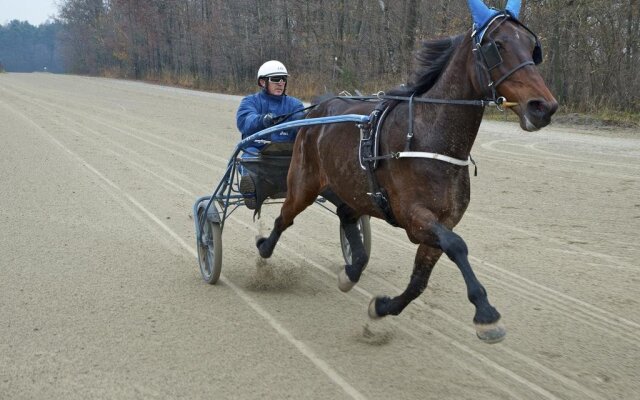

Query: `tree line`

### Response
(0, 20, 65, 73)
(5, 1, 639, 115)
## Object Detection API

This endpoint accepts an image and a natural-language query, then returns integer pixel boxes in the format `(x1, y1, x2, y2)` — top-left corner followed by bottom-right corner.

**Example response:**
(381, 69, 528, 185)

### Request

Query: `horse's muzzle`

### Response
(523, 98, 558, 131)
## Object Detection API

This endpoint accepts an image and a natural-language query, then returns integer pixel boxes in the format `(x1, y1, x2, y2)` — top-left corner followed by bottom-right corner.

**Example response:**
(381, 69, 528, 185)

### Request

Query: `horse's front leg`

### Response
(433, 222, 504, 343)
(370, 215, 505, 343)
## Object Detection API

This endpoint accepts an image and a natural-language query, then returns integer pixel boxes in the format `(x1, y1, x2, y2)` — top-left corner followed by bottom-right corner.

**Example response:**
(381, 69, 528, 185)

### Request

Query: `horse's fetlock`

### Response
(353, 252, 369, 268)
(467, 286, 487, 304)
(474, 304, 501, 325)
(376, 296, 392, 316)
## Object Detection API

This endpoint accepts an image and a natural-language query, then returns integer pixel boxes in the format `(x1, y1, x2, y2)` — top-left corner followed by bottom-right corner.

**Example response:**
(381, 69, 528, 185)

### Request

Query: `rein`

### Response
(337, 94, 516, 109)
(272, 103, 317, 124)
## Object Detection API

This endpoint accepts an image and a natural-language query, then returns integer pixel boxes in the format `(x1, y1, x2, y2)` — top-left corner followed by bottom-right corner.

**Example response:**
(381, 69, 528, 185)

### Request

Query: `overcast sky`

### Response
(0, 0, 59, 25)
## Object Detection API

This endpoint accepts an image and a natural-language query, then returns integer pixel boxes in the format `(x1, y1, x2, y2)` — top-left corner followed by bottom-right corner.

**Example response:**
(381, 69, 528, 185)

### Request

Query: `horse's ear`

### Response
(467, 0, 493, 29)
(505, 0, 522, 19)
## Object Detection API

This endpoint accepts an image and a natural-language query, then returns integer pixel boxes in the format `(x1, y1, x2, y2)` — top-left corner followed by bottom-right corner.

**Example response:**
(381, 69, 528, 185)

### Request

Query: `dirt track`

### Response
(1, 73, 638, 399)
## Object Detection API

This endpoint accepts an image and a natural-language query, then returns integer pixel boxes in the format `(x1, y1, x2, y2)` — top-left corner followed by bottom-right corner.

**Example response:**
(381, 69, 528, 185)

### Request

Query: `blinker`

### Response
(480, 41, 503, 70)
(519, 21, 544, 65)
(532, 37, 543, 65)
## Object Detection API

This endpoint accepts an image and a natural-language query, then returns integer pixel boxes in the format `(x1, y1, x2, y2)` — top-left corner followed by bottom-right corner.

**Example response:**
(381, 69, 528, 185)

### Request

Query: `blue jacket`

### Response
(236, 90, 305, 147)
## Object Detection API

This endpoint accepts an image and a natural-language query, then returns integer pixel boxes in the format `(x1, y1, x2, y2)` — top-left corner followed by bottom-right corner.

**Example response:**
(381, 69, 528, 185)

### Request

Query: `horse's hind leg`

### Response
(335, 204, 369, 292)
(368, 244, 439, 315)
(256, 167, 320, 259)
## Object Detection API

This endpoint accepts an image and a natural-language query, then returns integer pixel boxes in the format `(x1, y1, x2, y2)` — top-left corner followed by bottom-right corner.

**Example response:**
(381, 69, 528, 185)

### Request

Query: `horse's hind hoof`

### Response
(338, 268, 356, 292)
(475, 321, 506, 344)
(256, 237, 272, 259)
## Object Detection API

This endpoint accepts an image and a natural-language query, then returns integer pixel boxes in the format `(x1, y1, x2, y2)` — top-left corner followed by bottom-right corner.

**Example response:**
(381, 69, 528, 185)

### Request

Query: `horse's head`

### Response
(468, 0, 558, 131)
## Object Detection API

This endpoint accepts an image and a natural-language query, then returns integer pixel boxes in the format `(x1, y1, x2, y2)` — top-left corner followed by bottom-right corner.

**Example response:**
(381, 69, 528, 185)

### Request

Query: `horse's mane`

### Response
(388, 34, 465, 97)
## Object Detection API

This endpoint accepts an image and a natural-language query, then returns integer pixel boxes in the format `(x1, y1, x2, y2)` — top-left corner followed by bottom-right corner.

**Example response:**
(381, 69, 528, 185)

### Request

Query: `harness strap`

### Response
(472, 44, 494, 99)
(356, 105, 400, 226)
(365, 173, 399, 227)
(339, 95, 491, 107)
(396, 151, 471, 165)
(364, 151, 478, 175)
(404, 93, 416, 152)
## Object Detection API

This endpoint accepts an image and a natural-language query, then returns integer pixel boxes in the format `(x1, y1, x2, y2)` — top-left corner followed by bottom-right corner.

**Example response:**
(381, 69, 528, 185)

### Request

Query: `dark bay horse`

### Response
(257, 0, 557, 343)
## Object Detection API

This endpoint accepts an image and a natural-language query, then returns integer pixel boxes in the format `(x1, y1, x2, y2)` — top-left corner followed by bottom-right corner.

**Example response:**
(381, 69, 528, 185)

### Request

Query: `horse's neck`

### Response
(416, 43, 484, 159)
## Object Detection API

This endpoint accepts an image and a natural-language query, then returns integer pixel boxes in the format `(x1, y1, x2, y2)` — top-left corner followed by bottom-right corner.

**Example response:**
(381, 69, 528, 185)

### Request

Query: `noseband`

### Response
(472, 14, 543, 102)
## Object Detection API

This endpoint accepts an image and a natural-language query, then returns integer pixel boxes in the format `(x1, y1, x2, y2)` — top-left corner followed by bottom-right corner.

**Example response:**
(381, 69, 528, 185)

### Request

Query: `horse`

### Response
(256, 0, 558, 343)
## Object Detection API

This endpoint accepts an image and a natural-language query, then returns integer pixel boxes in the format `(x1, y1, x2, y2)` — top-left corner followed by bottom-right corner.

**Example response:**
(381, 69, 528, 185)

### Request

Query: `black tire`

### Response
(339, 215, 372, 266)
(196, 207, 222, 284)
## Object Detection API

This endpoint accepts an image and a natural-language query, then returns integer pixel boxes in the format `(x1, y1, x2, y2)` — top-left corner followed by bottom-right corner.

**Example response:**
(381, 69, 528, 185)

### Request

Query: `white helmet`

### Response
(257, 60, 288, 82)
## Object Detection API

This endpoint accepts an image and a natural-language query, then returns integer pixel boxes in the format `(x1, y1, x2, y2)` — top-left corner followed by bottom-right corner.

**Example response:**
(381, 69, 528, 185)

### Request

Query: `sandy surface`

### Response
(0, 73, 638, 399)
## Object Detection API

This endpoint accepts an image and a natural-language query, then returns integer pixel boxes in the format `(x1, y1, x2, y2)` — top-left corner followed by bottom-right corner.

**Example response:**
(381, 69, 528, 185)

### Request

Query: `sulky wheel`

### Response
(339, 215, 372, 266)
(196, 206, 222, 284)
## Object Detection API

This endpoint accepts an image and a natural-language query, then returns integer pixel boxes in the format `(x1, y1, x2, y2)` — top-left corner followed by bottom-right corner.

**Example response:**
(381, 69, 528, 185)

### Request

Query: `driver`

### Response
(236, 60, 305, 209)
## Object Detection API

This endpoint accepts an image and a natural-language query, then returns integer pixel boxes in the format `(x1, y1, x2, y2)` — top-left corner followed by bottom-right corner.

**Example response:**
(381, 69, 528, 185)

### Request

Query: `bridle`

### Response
(472, 14, 543, 103)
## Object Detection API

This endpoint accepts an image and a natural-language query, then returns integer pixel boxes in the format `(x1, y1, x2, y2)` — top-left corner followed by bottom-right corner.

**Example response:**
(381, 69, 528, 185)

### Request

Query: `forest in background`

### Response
(0, 20, 65, 73)
(1, 1, 639, 119)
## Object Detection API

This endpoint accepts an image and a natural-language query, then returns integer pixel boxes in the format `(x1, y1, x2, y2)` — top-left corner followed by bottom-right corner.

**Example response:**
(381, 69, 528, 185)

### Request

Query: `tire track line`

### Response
(527, 142, 640, 165)
(483, 138, 640, 167)
(479, 139, 640, 179)
(463, 212, 637, 271)
(0, 79, 233, 164)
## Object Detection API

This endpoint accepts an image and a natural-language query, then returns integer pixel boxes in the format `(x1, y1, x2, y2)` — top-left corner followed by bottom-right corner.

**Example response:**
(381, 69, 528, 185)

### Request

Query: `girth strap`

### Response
(359, 104, 399, 227)
(364, 151, 478, 176)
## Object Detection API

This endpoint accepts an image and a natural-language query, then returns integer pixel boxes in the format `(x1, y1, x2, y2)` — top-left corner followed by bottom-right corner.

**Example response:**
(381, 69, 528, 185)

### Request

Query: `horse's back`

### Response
(302, 97, 377, 151)
(300, 97, 374, 156)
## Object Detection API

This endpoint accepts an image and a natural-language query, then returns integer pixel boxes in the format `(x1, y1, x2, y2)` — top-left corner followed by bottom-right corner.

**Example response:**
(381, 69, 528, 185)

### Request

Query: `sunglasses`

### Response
(267, 76, 287, 83)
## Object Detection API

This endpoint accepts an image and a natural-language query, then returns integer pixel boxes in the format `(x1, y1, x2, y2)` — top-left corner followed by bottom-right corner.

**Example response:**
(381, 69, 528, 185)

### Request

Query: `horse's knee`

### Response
(434, 224, 468, 262)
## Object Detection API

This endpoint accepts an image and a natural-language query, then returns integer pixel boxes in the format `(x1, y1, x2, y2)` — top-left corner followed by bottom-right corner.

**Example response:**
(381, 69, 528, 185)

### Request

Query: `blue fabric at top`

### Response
(468, 0, 522, 42)
(236, 89, 305, 149)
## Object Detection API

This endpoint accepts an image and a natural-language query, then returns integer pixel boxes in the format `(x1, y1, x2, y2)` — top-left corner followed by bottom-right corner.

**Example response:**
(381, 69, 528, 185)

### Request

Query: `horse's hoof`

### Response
(475, 321, 506, 344)
(338, 268, 356, 292)
(368, 297, 383, 319)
